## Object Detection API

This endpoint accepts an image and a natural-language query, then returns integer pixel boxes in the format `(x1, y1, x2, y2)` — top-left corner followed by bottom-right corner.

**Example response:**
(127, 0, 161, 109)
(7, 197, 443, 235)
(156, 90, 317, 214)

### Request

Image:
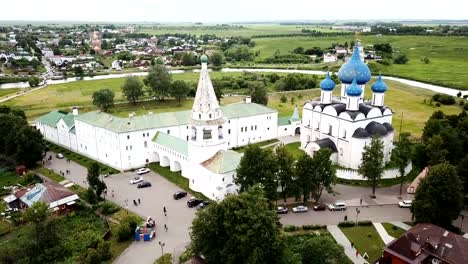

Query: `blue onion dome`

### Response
(346, 78, 362, 97)
(320, 72, 336, 91)
(337, 46, 371, 85)
(371, 74, 388, 93)
(200, 54, 208, 63)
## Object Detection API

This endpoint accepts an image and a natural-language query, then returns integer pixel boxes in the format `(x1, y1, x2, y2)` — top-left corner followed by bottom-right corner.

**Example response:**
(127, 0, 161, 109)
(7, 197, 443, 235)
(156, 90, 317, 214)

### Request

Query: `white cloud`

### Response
(1, 0, 466, 22)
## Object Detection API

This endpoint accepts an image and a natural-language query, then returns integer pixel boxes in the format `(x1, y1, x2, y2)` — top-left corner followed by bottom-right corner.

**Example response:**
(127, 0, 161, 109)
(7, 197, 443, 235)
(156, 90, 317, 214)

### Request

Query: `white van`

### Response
(328, 202, 347, 211)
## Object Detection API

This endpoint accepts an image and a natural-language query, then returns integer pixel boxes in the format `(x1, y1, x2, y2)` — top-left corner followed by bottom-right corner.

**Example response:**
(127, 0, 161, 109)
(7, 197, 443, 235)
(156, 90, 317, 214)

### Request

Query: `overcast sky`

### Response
(1, 0, 467, 22)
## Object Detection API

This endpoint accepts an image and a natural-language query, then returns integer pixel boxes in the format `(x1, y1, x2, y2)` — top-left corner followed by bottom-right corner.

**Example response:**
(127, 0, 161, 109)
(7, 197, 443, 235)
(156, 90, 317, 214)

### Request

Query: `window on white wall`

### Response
(339, 148, 343, 156)
(127, 135, 130, 139)
(203, 129, 212, 139)
(144, 141, 147, 148)
(228, 129, 231, 134)
(328, 125, 332, 135)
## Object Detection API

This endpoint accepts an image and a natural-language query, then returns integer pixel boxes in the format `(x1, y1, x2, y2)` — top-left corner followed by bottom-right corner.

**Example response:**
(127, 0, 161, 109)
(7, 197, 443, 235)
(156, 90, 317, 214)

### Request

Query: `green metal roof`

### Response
(152, 131, 188, 156)
(222, 103, 276, 119)
(36, 110, 69, 128)
(61, 114, 75, 129)
(201, 150, 243, 174)
(278, 116, 291, 126)
(69, 102, 277, 133)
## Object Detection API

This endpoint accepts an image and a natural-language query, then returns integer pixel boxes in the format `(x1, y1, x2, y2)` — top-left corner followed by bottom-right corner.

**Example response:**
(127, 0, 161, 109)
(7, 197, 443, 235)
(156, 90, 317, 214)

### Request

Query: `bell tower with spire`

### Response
(188, 55, 227, 164)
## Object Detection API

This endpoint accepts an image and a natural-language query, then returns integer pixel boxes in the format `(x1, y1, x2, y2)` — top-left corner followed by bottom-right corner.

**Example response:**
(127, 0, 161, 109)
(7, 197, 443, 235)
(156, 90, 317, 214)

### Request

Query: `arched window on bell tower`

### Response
(218, 126, 223, 139)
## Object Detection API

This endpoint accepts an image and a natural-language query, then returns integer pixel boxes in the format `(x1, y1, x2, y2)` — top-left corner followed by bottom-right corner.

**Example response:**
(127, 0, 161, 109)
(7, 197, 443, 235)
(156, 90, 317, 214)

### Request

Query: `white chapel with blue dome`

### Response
(300, 45, 394, 170)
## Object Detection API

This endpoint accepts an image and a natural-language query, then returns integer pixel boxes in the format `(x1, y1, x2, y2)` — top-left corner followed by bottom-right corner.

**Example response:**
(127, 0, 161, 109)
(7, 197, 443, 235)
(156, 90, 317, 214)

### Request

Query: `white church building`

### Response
(301, 45, 394, 170)
(36, 55, 300, 200)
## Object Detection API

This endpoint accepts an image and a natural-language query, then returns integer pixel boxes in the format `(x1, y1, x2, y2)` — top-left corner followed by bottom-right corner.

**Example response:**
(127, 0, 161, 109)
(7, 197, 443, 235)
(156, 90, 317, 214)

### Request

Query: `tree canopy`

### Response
(170, 80, 190, 105)
(210, 51, 224, 67)
(411, 163, 463, 229)
(250, 81, 269, 105)
(190, 186, 285, 264)
(92, 89, 115, 112)
(144, 65, 172, 100)
(358, 136, 385, 197)
(121, 76, 144, 104)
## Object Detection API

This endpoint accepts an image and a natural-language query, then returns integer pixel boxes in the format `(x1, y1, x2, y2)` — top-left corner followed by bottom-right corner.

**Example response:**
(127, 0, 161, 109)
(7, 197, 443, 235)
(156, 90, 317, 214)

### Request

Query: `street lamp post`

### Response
(158, 241, 165, 256)
(355, 208, 360, 226)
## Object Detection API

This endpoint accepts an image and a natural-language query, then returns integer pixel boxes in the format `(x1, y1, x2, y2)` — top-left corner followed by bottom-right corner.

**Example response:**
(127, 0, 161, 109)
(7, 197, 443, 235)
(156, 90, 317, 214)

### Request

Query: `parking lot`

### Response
(44, 152, 197, 264)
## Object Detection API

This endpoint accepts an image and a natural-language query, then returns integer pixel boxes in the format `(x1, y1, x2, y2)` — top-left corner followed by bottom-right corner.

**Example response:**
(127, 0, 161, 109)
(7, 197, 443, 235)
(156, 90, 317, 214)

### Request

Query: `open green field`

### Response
(382, 223, 406, 238)
(139, 24, 339, 38)
(4, 72, 464, 138)
(0, 88, 21, 98)
(253, 35, 468, 89)
(340, 225, 385, 262)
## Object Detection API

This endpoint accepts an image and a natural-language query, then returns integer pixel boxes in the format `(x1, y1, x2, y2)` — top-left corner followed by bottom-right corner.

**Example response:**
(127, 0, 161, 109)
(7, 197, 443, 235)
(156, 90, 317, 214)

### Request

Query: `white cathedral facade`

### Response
(36, 55, 300, 200)
(301, 46, 394, 170)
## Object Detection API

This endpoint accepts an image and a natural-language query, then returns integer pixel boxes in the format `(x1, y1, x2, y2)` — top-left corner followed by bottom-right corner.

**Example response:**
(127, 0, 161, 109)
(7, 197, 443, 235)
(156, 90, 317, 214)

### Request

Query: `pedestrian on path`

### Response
(355, 249, 359, 257)
(111, 190, 114, 198)
(164, 224, 168, 232)
(138, 198, 141, 204)
(360, 198, 363, 205)
(163, 206, 167, 216)
(133, 200, 137, 206)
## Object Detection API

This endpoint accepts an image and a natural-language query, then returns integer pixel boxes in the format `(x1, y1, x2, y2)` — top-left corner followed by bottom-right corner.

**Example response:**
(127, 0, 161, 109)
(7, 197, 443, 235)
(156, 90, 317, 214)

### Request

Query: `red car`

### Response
(313, 203, 326, 211)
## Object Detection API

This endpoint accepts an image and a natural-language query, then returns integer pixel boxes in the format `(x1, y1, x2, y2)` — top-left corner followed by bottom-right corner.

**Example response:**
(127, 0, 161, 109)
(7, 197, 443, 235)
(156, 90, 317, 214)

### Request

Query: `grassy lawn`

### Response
(139, 24, 339, 38)
(252, 35, 468, 90)
(232, 138, 279, 153)
(36, 167, 65, 182)
(148, 162, 209, 200)
(154, 253, 172, 264)
(0, 169, 20, 188)
(336, 166, 420, 187)
(382, 223, 406, 238)
(47, 141, 119, 174)
(340, 225, 385, 263)
(5, 72, 464, 138)
(284, 142, 305, 160)
(0, 88, 21, 99)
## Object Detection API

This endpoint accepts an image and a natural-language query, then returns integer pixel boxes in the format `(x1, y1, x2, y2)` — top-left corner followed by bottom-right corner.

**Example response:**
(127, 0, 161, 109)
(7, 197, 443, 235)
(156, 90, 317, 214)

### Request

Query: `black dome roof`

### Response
(365, 121, 388, 136)
(316, 138, 337, 152)
(383, 122, 394, 132)
(352, 128, 370, 139)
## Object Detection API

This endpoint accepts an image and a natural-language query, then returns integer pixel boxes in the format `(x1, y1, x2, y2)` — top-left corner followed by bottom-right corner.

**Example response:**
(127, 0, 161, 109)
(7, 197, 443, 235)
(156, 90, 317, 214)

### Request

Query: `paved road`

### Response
(44, 152, 196, 264)
(280, 204, 412, 226)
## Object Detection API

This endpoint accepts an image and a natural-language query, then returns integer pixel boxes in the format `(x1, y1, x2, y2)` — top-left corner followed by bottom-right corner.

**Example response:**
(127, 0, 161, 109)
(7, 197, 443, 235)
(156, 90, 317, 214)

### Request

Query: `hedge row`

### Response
(283, 224, 327, 232)
(337, 220, 373, 227)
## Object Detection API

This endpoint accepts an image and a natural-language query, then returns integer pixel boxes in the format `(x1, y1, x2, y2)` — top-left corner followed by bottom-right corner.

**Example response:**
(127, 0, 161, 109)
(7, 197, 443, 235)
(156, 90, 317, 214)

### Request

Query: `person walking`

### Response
(133, 200, 137, 206)
(111, 190, 114, 198)
(138, 198, 141, 204)
(164, 224, 168, 232)
(163, 206, 167, 216)
(351, 241, 354, 248)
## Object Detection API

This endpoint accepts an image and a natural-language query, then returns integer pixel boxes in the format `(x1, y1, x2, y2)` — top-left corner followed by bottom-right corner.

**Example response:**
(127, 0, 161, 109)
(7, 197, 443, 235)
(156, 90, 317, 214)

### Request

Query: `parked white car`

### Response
(136, 168, 150, 175)
(292, 205, 308, 213)
(398, 200, 412, 208)
(328, 202, 347, 211)
(129, 176, 143, 184)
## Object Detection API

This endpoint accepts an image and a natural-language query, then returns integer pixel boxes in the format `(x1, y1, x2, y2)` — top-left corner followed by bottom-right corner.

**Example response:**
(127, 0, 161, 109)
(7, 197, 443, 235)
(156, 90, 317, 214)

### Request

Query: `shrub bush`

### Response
(357, 220, 373, 226)
(283, 225, 299, 232)
(280, 95, 287, 103)
(337, 221, 355, 227)
(117, 223, 132, 242)
(432, 93, 455, 105)
(464, 104, 468, 111)
(367, 233, 372, 238)
(99, 201, 120, 215)
(302, 224, 326, 230)
(436, 102, 441, 107)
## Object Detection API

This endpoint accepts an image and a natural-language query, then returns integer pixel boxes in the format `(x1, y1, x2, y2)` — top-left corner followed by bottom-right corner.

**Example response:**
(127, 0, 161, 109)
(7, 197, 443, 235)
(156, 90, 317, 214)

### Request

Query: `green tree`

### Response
(170, 80, 190, 105)
(293, 235, 349, 264)
(295, 153, 316, 203)
(275, 144, 295, 203)
(394, 54, 409, 64)
(358, 136, 385, 197)
(457, 155, 468, 194)
(190, 186, 285, 264)
(121, 76, 144, 104)
(23, 202, 51, 254)
(235, 145, 278, 201)
(250, 81, 268, 105)
(74, 66, 84, 77)
(87, 162, 107, 199)
(28, 76, 41, 87)
(214, 84, 224, 102)
(411, 163, 463, 229)
(92, 89, 115, 112)
(293, 47, 304, 54)
(182, 52, 196, 66)
(391, 132, 412, 197)
(210, 51, 224, 67)
(14, 125, 44, 167)
(311, 148, 336, 202)
(144, 65, 172, 100)
(425, 135, 448, 166)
